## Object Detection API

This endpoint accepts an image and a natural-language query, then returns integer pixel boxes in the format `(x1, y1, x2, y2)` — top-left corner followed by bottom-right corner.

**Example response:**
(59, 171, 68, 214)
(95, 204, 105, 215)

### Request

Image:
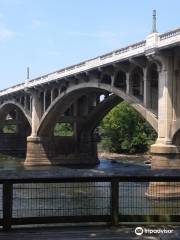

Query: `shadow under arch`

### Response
(78, 94, 157, 148)
(171, 118, 180, 143)
(37, 82, 158, 137)
(146, 62, 159, 113)
(130, 66, 144, 101)
(0, 101, 32, 156)
(78, 94, 122, 134)
(172, 128, 180, 146)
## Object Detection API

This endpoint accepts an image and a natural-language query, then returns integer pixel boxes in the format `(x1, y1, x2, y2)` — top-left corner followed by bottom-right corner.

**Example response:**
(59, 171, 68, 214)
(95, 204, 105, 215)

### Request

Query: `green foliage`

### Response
(54, 123, 74, 136)
(100, 102, 157, 153)
(3, 125, 16, 133)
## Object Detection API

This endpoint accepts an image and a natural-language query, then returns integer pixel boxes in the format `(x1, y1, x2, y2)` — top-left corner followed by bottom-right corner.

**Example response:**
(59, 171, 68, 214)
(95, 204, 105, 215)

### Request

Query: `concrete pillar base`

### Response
(25, 136, 99, 166)
(150, 143, 180, 169)
(147, 143, 180, 198)
(25, 136, 52, 165)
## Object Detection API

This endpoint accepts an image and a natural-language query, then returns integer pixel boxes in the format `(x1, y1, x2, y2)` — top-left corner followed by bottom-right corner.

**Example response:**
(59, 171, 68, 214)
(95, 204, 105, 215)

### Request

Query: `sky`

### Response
(0, 0, 179, 89)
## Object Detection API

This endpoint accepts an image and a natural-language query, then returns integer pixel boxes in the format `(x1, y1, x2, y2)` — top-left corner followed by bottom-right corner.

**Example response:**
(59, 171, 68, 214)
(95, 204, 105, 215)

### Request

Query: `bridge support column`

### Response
(143, 68, 150, 108)
(147, 54, 180, 198)
(150, 54, 179, 168)
(25, 134, 99, 166)
(148, 144, 180, 199)
(150, 143, 180, 169)
(25, 90, 51, 166)
(77, 133, 99, 165)
(30, 90, 41, 137)
(25, 136, 52, 165)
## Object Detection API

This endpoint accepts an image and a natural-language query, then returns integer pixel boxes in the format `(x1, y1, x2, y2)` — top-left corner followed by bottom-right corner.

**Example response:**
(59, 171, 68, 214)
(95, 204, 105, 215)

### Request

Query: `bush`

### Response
(99, 102, 157, 153)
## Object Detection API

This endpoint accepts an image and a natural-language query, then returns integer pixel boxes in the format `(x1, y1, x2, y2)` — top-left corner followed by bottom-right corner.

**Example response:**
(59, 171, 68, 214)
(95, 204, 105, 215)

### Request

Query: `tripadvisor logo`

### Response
(135, 227, 173, 236)
(135, 227, 143, 236)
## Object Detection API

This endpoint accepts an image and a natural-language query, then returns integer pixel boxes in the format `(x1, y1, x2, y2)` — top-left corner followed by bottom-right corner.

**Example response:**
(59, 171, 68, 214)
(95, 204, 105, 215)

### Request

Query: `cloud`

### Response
(0, 12, 15, 41)
(28, 19, 46, 29)
(0, 26, 14, 40)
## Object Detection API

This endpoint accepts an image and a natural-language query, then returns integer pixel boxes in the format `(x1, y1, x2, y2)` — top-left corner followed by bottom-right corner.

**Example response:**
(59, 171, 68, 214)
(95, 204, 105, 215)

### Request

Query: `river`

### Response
(0, 154, 179, 221)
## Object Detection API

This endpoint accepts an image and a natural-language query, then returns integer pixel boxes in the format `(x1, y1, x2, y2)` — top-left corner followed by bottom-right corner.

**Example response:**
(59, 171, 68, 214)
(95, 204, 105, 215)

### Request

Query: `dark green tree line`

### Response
(99, 102, 157, 153)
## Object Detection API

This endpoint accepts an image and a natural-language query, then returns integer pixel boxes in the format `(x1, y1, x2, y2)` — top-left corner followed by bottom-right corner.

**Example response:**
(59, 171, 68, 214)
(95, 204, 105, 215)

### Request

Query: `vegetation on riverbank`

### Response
(98, 102, 157, 154)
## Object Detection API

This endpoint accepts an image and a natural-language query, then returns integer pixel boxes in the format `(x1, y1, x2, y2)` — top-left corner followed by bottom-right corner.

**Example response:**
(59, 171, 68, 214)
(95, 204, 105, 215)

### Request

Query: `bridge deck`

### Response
(0, 226, 179, 240)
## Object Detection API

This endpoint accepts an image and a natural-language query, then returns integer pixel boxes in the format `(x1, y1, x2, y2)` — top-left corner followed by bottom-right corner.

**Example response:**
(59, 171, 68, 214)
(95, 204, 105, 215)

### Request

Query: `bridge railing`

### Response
(0, 175, 180, 230)
(0, 28, 179, 97)
(159, 27, 180, 40)
(0, 41, 148, 96)
(26, 40, 146, 87)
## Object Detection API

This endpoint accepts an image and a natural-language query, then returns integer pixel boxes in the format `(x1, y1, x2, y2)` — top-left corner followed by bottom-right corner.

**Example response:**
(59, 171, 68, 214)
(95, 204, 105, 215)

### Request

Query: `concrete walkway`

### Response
(0, 226, 179, 240)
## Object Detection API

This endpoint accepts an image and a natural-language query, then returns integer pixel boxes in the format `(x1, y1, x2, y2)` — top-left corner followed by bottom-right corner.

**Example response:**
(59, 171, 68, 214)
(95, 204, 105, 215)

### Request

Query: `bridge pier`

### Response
(148, 51, 180, 170)
(25, 136, 52, 165)
(146, 50, 180, 198)
(25, 135, 99, 166)
(150, 143, 180, 169)
(146, 143, 180, 198)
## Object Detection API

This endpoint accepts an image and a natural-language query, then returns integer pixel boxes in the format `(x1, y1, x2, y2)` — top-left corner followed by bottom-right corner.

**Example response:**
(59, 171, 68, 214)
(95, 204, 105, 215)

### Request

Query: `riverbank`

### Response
(98, 152, 151, 162)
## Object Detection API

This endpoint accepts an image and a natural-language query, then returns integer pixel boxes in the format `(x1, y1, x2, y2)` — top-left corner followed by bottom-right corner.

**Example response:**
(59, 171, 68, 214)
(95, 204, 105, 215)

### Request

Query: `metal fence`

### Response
(0, 176, 180, 230)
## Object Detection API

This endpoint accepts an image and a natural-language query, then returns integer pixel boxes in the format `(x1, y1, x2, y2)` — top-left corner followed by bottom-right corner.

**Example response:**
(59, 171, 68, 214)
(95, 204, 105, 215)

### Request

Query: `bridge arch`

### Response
(78, 94, 158, 144)
(78, 94, 122, 136)
(0, 101, 31, 126)
(171, 118, 180, 143)
(37, 82, 158, 136)
(172, 127, 180, 146)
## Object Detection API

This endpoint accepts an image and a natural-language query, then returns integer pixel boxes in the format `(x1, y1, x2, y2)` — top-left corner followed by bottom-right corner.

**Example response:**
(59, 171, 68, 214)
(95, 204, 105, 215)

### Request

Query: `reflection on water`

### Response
(0, 154, 147, 171)
(0, 154, 179, 220)
(119, 182, 180, 216)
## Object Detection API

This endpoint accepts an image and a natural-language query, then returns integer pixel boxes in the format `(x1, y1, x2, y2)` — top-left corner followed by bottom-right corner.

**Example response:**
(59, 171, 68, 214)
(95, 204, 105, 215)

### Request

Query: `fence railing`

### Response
(1, 175, 180, 230)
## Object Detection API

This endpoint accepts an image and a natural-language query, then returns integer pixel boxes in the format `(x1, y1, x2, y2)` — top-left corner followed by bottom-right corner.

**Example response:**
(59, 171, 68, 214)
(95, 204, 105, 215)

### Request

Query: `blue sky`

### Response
(0, 0, 179, 89)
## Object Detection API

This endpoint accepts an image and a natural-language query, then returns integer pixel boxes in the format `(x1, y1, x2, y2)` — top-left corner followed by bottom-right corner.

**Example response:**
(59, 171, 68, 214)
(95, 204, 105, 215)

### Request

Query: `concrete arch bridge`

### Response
(0, 27, 180, 169)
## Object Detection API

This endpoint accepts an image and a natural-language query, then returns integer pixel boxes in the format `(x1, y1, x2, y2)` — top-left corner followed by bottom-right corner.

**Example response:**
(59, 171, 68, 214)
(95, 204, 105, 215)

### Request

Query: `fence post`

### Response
(111, 178, 119, 226)
(3, 182, 13, 231)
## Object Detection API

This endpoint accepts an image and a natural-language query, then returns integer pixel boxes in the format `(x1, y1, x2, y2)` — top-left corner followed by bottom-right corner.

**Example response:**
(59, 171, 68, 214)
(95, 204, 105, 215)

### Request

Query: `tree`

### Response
(2, 125, 16, 133)
(54, 123, 74, 136)
(99, 102, 157, 153)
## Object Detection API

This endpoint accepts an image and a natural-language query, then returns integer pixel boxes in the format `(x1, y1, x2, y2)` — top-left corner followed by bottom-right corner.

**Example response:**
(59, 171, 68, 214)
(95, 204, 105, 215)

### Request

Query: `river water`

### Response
(0, 155, 179, 221)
